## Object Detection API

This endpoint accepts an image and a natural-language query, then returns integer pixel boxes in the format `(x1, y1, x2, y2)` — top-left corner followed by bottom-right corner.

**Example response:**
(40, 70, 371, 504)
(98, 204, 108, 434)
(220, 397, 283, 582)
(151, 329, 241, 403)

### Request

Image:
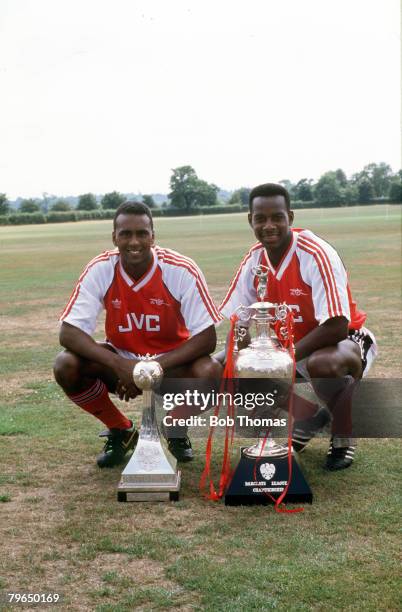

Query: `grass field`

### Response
(0, 205, 401, 611)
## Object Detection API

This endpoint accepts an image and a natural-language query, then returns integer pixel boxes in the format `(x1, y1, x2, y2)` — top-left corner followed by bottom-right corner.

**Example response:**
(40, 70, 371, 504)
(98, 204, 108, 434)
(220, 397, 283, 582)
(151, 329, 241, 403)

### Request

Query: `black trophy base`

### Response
(117, 490, 179, 502)
(225, 448, 312, 506)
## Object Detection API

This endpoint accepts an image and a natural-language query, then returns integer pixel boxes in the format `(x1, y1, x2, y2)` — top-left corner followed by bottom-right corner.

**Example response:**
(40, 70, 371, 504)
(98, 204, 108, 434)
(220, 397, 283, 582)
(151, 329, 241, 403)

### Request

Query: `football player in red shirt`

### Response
(54, 201, 222, 467)
(220, 183, 377, 470)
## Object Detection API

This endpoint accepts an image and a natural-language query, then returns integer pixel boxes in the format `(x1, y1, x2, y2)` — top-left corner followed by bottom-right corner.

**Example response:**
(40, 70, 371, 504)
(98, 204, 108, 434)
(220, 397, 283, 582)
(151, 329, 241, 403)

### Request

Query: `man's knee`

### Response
(306, 352, 344, 378)
(189, 356, 223, 379)
(306, 343, 362, 380)
(53, 350, 83, 390)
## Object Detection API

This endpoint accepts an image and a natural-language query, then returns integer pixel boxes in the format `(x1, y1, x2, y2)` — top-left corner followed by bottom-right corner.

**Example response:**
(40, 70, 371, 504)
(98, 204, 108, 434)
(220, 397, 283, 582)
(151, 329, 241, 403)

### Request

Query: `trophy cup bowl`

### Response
(117, 356, 181, 502)
(235, 301, 292, 458)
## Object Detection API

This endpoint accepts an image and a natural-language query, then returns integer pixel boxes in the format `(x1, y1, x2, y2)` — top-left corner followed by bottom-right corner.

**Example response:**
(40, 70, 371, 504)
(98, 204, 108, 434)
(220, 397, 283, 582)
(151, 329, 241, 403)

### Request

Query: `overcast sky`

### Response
(0, 0, 400, 199)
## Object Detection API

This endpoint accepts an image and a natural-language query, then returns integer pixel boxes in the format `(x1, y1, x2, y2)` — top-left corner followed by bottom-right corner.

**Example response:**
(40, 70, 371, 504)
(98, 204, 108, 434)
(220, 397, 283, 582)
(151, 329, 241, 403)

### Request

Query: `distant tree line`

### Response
(279, 163, 402, 206)
(0, 162, 400, 218)
(0, 191, 157, 216)
(229, 163, 401, 208)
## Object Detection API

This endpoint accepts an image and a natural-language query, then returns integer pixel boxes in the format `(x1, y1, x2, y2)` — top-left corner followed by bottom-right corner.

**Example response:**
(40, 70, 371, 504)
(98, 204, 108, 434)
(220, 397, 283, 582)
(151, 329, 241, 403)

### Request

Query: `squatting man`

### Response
(218, 183, 377, 470)
(54, 201, 222, 467)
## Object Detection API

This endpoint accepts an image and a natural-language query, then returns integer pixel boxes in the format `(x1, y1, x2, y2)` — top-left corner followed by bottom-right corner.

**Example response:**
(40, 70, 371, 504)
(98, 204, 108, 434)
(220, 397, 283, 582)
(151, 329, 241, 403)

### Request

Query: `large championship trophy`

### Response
(117, 357, 181, 502)
(224, 265, 312, 505)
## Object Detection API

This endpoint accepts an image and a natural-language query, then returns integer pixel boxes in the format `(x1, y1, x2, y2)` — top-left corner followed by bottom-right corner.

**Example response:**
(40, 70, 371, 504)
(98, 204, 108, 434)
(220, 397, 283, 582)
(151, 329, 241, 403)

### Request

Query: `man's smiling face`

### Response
(112, 213, 154, 277)
(248, 195, 294, 254)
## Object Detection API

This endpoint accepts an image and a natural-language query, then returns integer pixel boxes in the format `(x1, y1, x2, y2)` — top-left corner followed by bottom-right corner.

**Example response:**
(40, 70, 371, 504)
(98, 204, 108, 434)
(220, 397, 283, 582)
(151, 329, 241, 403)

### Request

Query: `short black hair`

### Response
(113, 200, 153, 230)
(249, 183, 291, 213)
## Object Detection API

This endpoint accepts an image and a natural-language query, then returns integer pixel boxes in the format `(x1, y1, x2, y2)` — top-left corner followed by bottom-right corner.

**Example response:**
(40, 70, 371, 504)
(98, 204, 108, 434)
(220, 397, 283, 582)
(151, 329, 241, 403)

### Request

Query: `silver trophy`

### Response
(225, 265, 313, 505)
(234, 265, 293, 458)
(117, 356, 181, 502)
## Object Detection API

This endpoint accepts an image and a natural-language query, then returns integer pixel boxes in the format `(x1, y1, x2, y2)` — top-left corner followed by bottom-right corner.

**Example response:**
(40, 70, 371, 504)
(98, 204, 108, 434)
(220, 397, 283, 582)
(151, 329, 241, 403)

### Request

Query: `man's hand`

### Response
(113, 356, 140, 387)
(113, 357, 142, 401)
(115, 378, 142, 401)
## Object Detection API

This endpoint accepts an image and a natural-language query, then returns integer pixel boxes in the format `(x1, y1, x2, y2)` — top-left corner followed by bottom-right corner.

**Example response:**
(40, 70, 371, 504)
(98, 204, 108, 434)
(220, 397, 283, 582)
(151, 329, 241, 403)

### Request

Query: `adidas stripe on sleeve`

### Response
(296, 230, 350, 324)
(157, 247, 222, 335)
(60, 251, 118, 335)
(219, 244, 262, 318)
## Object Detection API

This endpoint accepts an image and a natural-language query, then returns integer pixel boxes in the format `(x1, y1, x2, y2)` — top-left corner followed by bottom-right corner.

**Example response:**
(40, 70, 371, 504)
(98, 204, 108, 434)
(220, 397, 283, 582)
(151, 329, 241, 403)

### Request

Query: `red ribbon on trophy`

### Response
(272, 308, 304, 513)
(199, 314, 238, 500)
(200, 309, 304, 513)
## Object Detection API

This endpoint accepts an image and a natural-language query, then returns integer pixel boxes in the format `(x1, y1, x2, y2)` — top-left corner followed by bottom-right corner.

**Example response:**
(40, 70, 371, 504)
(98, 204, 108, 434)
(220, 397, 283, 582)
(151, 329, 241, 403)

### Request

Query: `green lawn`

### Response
(0, 205, 401, 611)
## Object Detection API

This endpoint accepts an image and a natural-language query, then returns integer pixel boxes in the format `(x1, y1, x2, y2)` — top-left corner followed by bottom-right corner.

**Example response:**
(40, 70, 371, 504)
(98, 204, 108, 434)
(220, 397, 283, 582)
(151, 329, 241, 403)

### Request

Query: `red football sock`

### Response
(68, 379, 131, 430)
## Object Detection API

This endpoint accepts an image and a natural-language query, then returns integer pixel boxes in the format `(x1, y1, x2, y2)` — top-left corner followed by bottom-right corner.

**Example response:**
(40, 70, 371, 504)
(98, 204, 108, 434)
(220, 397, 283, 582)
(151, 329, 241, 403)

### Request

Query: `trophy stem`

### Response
(139, 390, 159, 442)
(243, 434, 289, 458)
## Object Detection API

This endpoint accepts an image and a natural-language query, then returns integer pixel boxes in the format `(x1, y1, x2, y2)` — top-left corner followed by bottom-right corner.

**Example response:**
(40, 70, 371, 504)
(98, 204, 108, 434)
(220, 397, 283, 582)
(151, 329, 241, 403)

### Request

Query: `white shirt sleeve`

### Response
(297, 231, 350, 324)
(60, 257, 116, 335)
(219, 247, 260, 320)
(160, 257, 221, 336)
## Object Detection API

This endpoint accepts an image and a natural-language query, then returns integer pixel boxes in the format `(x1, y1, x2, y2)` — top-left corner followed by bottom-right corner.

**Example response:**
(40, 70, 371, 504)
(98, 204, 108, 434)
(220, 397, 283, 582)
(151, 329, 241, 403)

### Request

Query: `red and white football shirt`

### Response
(219, 228, 366, 343)
(61, 246, 222, 357)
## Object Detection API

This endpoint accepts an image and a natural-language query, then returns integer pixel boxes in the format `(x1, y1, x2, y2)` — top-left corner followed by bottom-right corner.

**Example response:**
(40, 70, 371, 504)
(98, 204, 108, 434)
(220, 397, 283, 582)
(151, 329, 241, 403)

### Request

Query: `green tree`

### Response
(314, 173, 343, 205)
(169, 166, 218, 210)
(77, 193, 98, 210)
(341, 184, 358, 204)
(294, 179, 313, 201)
(357, 179, 374, 203)
(41, 192, 53, 213)
(228, 187, 250, 206)
(20, 198, 40, 213)
(364, 162, 392, 197)
(142, 194, 156, 209)
(169, 166, 199, 210)
(0, 193, 9, 215)
(353, 163, 392, 197)
(279, 180, 296, 199)
(193, 180, 219, 207)
(389, 179, 402, 202)
(51, 199, 72, 211)
(101, 191, 125, 210)
(335, 169, 348, 187)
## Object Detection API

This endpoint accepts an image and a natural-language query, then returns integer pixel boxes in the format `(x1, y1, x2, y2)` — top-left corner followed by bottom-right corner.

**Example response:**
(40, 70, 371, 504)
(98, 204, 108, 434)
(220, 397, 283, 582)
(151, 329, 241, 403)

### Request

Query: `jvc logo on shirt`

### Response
(118, 313, 161, 332)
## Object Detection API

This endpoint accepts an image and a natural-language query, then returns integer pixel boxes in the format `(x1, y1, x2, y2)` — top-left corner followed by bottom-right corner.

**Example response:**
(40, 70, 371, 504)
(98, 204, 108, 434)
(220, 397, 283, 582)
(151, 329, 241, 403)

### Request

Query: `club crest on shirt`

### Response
(290, 288, 308, 297)
(112, 299, 122, 309)
(149, 298, 170, 306)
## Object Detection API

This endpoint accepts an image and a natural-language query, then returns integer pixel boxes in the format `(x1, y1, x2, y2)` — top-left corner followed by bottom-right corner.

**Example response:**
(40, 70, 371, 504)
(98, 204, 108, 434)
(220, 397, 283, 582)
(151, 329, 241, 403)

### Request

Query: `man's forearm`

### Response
(59, 322, 120, 370)
(157, 325, 216, 371)
(60, 321, 216, 381)
(295, 317, 348, 362)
